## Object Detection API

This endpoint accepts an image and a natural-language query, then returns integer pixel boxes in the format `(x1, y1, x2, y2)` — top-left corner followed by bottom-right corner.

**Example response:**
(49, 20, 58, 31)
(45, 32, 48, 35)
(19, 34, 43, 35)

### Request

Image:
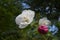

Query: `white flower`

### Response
(15, 10, 35, 29)
(39, 17, 51, 26)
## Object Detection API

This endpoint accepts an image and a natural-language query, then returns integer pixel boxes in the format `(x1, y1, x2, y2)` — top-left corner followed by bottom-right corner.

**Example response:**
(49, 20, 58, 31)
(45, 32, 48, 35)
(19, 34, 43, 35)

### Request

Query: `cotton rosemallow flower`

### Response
(38, 25, 48, 34)
(49, 25, 58, 35)
(39, 17, 51, 26)
(15, 10, 35, 29)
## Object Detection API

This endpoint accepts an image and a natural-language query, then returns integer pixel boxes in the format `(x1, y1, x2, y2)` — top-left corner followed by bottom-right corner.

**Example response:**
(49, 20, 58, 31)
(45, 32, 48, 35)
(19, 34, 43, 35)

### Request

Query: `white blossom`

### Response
(39, 17, 51, 26)
(15, 10, 35, 29)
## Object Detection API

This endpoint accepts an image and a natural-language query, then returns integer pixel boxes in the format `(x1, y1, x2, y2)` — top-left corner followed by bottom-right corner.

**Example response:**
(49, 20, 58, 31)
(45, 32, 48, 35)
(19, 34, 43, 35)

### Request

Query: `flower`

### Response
(39, 17, 51, 26)
(21, 2, 30, 9)
(15, 10, 35, 29)
(38, 25, 48, 34)
(49, 25, 58, 35)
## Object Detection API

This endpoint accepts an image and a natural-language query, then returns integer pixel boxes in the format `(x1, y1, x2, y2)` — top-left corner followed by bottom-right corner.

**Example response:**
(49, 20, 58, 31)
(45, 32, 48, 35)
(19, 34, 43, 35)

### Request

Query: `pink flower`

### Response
(38, 25, 48, 34)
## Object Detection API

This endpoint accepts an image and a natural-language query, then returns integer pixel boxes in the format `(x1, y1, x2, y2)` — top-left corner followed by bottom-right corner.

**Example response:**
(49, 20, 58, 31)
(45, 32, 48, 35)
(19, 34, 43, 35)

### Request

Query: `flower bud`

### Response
(38, 25, 48, 34)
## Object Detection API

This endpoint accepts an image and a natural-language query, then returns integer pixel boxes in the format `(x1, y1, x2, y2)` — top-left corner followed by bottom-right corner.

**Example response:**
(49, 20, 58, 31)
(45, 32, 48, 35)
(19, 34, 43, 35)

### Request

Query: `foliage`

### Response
(0, 0, 22, 40)
(0, 0, 60, 40)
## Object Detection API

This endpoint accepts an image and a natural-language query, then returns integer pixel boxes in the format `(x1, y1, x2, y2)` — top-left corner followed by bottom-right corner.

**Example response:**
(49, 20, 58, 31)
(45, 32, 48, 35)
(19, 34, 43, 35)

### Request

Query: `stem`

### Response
(41, 34, 47, 40)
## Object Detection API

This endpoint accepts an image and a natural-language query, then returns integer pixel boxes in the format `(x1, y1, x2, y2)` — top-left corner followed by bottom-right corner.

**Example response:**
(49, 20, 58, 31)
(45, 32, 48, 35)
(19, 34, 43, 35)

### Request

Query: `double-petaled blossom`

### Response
(15, 10, 35, 29)
(39, 17, 51, 26)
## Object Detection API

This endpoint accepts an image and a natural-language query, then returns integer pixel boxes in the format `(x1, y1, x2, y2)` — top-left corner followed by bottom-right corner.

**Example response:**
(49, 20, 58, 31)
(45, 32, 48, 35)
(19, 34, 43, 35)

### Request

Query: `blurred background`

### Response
(0, 0, 60, 40)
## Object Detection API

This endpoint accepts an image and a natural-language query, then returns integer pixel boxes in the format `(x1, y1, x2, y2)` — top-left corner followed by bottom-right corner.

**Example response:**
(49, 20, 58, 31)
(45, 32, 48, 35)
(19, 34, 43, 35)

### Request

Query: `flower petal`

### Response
(39, 17, 51, 26)
(15, 14, 23, 25)
(19, 23, 28, 29)
(21, 10, 35, 18)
